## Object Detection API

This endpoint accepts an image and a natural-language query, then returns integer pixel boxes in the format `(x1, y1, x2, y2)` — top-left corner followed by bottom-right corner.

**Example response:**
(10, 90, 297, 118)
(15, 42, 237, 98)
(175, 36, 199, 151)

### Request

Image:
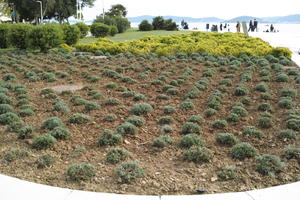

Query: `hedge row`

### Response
(0, 22, 89, 52)
(75, 32, 292, 58)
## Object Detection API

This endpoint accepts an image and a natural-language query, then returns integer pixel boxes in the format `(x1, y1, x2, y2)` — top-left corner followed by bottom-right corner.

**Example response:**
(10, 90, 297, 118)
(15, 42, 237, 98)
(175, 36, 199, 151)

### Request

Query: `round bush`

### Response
(125, 115, 145, 127)
(84, 101, 100, 111)
(69, 113, 92, 124)
(109, 25, 118, 36)
(62, 24, 80, 45)
(257, 103, 273, 112)
(0, 24, 10, 48)
(278, 97, 294, 109)
(255, 83, 269, 92)
(29, 23, 63, 52)
(75, 22, 89, 38)
(116, 122, 138, 135)
(234, 85, 249, 96)
(116, 162, 144, 183)
(36, 154, 54, 168)
(180, 100, 195, 110)
(284, 145, 300, 162)
(131, 103, 153, 115)
(163, 106, 176, 114)
(106, 148, 130, 164)
(49, 126, 72, 140)
(152, 135, 173, 148)
(98, 129, 123, 146)
(31, 134, 57, 150)
(242, 126, 263, 138)
(230, 142, 257, 160)
(42, 117, 64, 130)
(183, 146, 213, 163)
(216, 133, 239, 146)
(286, 119, 300, 131)
(161, 125, 173, 133)
(67, 163, 96, 181)
(280, 88, 297, 99)
(180, 133, 204, 148)
(188, 115, 203, 125)
(231, 106, 248, 117)
(157, 116, 174, 125)
(0, 93, 13, 104)
(181, 122, 200, 134)
(0, 112, 20, 125)
(90, 23, 110, 38)
(139, 20, 153, 31)
(257, 116, 273, 128)
(0, 104, 13, 114)
(277, 129, 297, 140)
(276, 73, 289, 82)
(255, 154, 285, 176)
(212, 120, 228, 129)
(217, 165, 236, 180)
(204, 108, 217, 117)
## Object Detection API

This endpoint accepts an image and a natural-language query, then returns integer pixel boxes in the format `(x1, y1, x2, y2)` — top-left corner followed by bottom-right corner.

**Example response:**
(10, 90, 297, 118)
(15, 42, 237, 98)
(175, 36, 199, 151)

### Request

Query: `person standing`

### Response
(270, 24, 274, 32)
(253, 19, 258, 32)
(220, 23, 223, 31)
(206, 23, 210, 32)
(248, 20, 253, 32)
(236, 21, 241, 32)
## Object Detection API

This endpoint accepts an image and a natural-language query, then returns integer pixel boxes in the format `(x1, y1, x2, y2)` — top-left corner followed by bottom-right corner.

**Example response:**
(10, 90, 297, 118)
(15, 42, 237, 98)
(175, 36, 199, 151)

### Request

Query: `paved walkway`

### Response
(0, 174, 299, 200)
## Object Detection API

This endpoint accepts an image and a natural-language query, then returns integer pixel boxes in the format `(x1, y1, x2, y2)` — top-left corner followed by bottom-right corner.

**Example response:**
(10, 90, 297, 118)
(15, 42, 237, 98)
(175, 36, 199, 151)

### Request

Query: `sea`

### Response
(131, 22, 300, 66)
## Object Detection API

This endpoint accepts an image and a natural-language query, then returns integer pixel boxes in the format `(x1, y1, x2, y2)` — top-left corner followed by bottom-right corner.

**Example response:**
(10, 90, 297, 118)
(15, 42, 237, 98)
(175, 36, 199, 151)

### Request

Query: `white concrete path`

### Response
(0, 174, 299, 200)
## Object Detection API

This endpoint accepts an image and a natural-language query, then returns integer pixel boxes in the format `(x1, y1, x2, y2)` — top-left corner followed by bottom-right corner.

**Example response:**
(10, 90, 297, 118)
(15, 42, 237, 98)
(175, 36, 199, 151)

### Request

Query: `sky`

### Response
(82, 0, 300, 20)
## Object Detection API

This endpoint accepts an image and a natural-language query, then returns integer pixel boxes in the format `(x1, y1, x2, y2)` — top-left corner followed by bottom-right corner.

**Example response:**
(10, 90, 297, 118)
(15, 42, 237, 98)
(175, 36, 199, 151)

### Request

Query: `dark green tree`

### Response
(152, 16, 165, 30)
(106, 4, 127, 17)
(139, 20, 153, 31)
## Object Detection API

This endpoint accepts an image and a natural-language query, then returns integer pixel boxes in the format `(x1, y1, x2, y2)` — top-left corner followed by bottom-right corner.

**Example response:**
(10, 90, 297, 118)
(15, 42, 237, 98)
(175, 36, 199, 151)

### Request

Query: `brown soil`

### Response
(0, 53, 299, 195)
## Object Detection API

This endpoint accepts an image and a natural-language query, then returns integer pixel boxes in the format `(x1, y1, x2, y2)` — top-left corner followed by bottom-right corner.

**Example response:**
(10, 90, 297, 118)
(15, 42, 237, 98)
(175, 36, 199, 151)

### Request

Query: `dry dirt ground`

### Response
(0, 52, 299, 195)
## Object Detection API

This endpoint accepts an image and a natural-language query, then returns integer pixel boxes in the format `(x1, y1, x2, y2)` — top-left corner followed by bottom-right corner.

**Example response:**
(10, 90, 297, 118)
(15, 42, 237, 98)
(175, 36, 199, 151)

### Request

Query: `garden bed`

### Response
(0, 52, 299, 195)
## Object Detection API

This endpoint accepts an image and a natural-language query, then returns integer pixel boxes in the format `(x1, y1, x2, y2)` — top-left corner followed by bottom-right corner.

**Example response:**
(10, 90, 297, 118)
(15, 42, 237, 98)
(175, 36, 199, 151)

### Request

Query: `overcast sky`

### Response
(82, 0, 300, 20)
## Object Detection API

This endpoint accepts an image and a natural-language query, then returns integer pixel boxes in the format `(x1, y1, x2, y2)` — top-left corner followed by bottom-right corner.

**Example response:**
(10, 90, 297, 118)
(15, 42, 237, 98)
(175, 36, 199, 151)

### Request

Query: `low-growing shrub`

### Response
(42, 117, 64, 130)
(0, 112, 20, 125)
(98, 129, 123, 146)
(286, 119, 300, 131)
(69, 113, 92, 124)
(216, 133, 239, 146)
(204, 108, 217, 117)
(31, 134, 57, 150)
(180, 133, 204, 148)
(0, 104, 13, 114)
(257, 116, 273, 129)
(18, 107, 35, 117)
(183, 146, 212, 163)
(0, 93, 13, 104)
(234, 85, 249, 96)
(280, 88, 297, 99)
(181, 122, 200, 134)
(49, 126, 72, 140)
(67, 162, 96, 181)
(131, 103, 153, 115)
(36, 154, 54, 168)
(3, 148, 30, 162)
(125, 116, 145, 127)
(84, 101, 100, 111)
(157, 116, 174, 125)
(53, 100, 70, 113)
(116, 122, 138, 135)
(278, 97, 294, 109)
(180, 99, 195, 110)
(243, 126, 263, 138)
(161, 125, 173, 133)
(255, 83, 269, 92)
(227, 113, 241, 122)
(257, 103, 273, 112)
(255, 154, 285, 176)
(217, 165, 236, 180)
(188, 115, 203, 125)
(284, 145, 300, 162)
(17, 125, 33, 139)
(163, 106, 176, 114)
(230, 142, 257, 160)
(152, 135, 173, 148)
(106, 148, 130, 164)
(277, 129, 297, 140)
(231, 106, 248, 117)
(212, 120, 228, 129)
(116, 162, 144, 183)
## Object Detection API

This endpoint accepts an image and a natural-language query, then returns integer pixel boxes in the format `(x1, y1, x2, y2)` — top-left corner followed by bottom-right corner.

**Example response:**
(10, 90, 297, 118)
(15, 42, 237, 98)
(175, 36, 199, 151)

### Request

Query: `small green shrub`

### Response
(0, 112, 20, 125)
(0, 104, 13, 114)
(90, 23, 110, 38)
(0, 93, 13, 104)
(9, 23, 32, 49)
(67, 163, 96, 181)
(163, 106, 176, 114)
(36, 154, 54, 168)
(75, 22, 89, 38)
(277, 129, 297, 140)
(243, 126, 263, 138)
(17, 125, 33, 139)
(276, 73, 289, 82)
(69, 113, 92, 124)
(181, 122, 200, 134)
(49, 126, 72, 140)
(152, 135, 173, 148)
(53, 100, 70, 113)
(255, 154, 285, 176)
(286, 119, 300, 131)
(231, 106, 248, 117)
(166, 88, 179, 96)
(103, 114, 117, 122)
(258, 116, 273, 129)
(116, 122, 138, 135)
(98, 129, 123, 146)
(284, 145, 300, 162)
(217, 165, 236, 180)
(3, 73, 17, 81)
(255, 83, 269, 92)
(204, 108, 217, 117)
(257, 103, 273, 112)
(84, 101, 100, 111)
(157, 116, 174, 125)
(280, 88, 297, 99)
(212, 120, 228, 129)
(234, 85, 249, 96)
(278, 97, 294, 109)
(31, 134, 57, 150)
(131, 103, 153, 115)
(216, 133, 239, 146)
(188, 115, 203, 125)
(42, 117, 64, 130)
(125, 116, 145, 127)
(3, 148, 30, 162)
(183, 146, 212, 163)
(230, 142, 257, 160)
(180, 133, 204, 148)
(180, 99, 195, 110)
(62, 24, 80, 45)
(18, 107, 35, 117)
(161, 125, 173, 133)
(116, 162, 144, 183)
(260, 92, 274, 100)
(106, 148, 130, 164)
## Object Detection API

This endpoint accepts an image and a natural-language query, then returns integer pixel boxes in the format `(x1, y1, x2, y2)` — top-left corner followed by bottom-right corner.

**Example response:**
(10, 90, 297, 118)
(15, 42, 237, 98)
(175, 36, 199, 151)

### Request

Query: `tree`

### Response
(152, 16, 165, 30)
(139, 20, 153, 31)
(106, 4, 127, 17)
(164, 19, 178, 31)
(3, 0, 96, 23)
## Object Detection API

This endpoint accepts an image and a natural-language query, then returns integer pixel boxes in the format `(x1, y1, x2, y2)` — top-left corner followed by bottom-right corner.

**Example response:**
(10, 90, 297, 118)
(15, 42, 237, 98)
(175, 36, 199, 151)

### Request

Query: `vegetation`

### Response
(116, 162, 144, 183)
(67, 162, 96, 181)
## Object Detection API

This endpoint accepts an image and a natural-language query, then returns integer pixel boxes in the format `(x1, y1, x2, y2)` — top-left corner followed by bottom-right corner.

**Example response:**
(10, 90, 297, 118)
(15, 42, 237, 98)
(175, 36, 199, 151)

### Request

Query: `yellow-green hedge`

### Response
(75, 32, 292, 58)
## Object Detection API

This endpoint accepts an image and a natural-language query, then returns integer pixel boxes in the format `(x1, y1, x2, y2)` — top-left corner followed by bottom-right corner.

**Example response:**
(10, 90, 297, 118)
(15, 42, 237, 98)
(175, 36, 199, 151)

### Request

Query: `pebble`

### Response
(210, 176, 218, 182)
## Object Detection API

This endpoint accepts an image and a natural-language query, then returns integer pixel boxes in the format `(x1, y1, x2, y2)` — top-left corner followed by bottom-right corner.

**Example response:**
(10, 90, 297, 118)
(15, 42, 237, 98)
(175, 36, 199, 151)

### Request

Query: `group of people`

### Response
(248, 19, 258, 32)
(206, 23, 231, 32)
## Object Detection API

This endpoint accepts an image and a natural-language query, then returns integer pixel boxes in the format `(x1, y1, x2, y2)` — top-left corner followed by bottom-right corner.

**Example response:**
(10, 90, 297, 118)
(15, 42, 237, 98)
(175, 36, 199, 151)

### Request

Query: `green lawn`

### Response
(79, 28, 192, 43)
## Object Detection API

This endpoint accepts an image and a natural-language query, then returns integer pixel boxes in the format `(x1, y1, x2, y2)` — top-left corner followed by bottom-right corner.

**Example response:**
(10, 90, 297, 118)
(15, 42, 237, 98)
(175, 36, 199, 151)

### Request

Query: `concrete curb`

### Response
(0, 174, 299, 200)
